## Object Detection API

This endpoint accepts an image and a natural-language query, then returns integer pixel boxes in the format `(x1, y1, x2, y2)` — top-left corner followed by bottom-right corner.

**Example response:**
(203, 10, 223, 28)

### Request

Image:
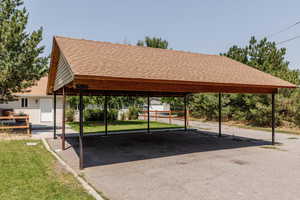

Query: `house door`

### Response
(40, 98, 53, 122)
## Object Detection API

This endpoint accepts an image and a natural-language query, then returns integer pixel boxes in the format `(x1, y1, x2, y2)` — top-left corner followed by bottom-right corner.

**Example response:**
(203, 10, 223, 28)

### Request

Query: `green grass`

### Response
(68, 120, 182, 133)
(0, 140, 95, 200)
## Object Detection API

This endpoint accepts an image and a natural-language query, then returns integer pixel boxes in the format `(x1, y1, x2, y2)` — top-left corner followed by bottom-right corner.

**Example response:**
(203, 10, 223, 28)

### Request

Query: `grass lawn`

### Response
(0, 140, 95, 200)
(68, 120, 182, 133)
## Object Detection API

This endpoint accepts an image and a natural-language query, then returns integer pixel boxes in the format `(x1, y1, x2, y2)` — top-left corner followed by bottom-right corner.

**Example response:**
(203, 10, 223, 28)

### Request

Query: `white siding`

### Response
(0, 96, 63, 126)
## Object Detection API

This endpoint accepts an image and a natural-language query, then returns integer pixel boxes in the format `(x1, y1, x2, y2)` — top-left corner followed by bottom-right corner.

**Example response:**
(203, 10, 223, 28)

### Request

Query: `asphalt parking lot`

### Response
(47, 128, 300, 200)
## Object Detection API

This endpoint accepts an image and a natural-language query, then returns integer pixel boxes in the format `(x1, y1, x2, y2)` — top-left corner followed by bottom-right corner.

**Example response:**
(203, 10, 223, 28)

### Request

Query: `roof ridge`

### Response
(54, 35, 218, 57)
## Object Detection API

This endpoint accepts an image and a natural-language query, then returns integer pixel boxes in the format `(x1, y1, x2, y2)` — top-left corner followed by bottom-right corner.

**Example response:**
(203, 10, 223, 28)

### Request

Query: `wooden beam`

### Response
(74, 74, 295, 90)
(47, 38, 61, 94)
(56, 86, 189, 97)
(73, 79, 278, 94)
(0, 126, 29, 129)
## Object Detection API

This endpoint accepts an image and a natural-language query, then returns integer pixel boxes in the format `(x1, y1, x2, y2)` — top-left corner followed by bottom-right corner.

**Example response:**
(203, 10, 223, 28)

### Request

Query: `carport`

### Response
(47, 36, 296, 169)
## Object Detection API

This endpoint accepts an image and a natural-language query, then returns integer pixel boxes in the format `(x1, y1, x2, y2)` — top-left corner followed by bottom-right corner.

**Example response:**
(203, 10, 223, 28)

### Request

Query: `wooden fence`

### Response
(140, 110, 190, 125)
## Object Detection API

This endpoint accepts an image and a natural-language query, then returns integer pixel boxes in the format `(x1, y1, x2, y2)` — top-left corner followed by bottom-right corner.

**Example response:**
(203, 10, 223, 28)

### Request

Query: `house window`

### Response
(21, 98, 28, 108)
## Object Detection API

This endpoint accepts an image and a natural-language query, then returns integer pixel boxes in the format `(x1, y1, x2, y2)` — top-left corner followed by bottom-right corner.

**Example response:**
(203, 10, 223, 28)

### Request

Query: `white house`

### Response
(143, 97, 170, 111)
(0, 77, 63, 127)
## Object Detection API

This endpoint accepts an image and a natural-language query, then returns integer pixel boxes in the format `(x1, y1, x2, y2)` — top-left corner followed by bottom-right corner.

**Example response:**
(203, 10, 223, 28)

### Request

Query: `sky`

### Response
(24, 0, 300, 69)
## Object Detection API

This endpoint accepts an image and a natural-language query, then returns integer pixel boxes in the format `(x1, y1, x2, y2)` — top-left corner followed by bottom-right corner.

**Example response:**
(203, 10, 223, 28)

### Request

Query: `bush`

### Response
(84, 109, 118, 122)
(84, 109, 104, 121)
(108, 109, 118, 122)
(128, 106, 140, 120)
(66, 109, 75, 122)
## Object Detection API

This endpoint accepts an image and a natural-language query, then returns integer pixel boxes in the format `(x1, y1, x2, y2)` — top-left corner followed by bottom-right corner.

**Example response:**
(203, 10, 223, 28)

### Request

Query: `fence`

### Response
(140, 110, 190, 126)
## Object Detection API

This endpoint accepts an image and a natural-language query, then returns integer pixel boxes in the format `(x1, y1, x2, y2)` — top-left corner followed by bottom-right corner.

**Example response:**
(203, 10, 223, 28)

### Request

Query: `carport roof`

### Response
(47, 36, 296, 95)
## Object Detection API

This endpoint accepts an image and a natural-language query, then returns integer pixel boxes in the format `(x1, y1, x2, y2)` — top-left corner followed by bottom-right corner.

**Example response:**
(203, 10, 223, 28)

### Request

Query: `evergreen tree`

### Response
(137, 36, 168, 49)
(221, 36, 299, 85)
(0, 0, 48, 103)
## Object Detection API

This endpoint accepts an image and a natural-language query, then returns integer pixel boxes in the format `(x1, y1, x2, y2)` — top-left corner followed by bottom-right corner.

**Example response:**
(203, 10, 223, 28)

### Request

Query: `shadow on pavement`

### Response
(63, 130, 271, 168)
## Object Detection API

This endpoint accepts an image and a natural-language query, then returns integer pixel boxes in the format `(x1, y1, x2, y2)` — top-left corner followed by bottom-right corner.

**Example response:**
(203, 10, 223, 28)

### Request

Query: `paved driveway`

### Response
(47, 123, 300, 200)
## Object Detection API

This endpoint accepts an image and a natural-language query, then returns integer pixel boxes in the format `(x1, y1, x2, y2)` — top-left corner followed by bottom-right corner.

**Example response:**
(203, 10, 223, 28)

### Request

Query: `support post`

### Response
(272, 93, 275, 145)
(53, 92, 57, 139)
(79, 92, 84, 170)
(62, 87, 66, 150)
(104, 95, 108, 136)
(147, 96, 150, 133)
(184, 95, 188, 131)
(26, 116, 30, 135)
(218, 93, 222, 137)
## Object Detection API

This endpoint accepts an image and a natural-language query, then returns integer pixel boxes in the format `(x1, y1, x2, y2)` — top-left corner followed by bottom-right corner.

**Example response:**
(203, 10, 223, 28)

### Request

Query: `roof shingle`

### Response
(51, 36, 295, 92)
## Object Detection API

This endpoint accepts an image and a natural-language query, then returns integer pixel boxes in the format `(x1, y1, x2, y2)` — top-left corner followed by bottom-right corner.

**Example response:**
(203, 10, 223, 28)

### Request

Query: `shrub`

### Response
(128, 106, 140, 120)
(84, 109, 104, 121)
(108, 109, 118, 122)
(83, 109, 93, 121)
(66, 109, 75, 122)
(84, 109, 119, 122)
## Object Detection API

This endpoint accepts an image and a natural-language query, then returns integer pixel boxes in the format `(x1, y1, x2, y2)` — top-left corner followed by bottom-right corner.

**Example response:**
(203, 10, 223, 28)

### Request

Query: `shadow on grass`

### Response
(83, 127, 184, 135)
(69, 120, 171, 126)
(67, 120, 182, 134)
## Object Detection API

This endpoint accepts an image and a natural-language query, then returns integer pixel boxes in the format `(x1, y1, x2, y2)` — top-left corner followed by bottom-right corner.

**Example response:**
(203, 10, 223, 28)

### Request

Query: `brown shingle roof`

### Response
(16, 76, 48, 96)
(53, 36, 295, 89)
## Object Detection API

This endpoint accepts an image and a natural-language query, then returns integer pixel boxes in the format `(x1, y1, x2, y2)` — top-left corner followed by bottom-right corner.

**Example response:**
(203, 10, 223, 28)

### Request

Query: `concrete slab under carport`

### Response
(47, 130, 300, 200)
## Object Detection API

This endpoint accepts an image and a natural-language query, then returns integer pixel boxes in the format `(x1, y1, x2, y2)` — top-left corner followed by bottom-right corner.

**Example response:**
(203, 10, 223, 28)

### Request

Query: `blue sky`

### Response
(24, 0, 300, 69)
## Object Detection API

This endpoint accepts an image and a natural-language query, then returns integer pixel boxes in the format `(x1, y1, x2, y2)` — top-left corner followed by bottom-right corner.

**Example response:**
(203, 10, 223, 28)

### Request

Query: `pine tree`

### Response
(137, 36, 168, 49)
(0, 0, 48, 103)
